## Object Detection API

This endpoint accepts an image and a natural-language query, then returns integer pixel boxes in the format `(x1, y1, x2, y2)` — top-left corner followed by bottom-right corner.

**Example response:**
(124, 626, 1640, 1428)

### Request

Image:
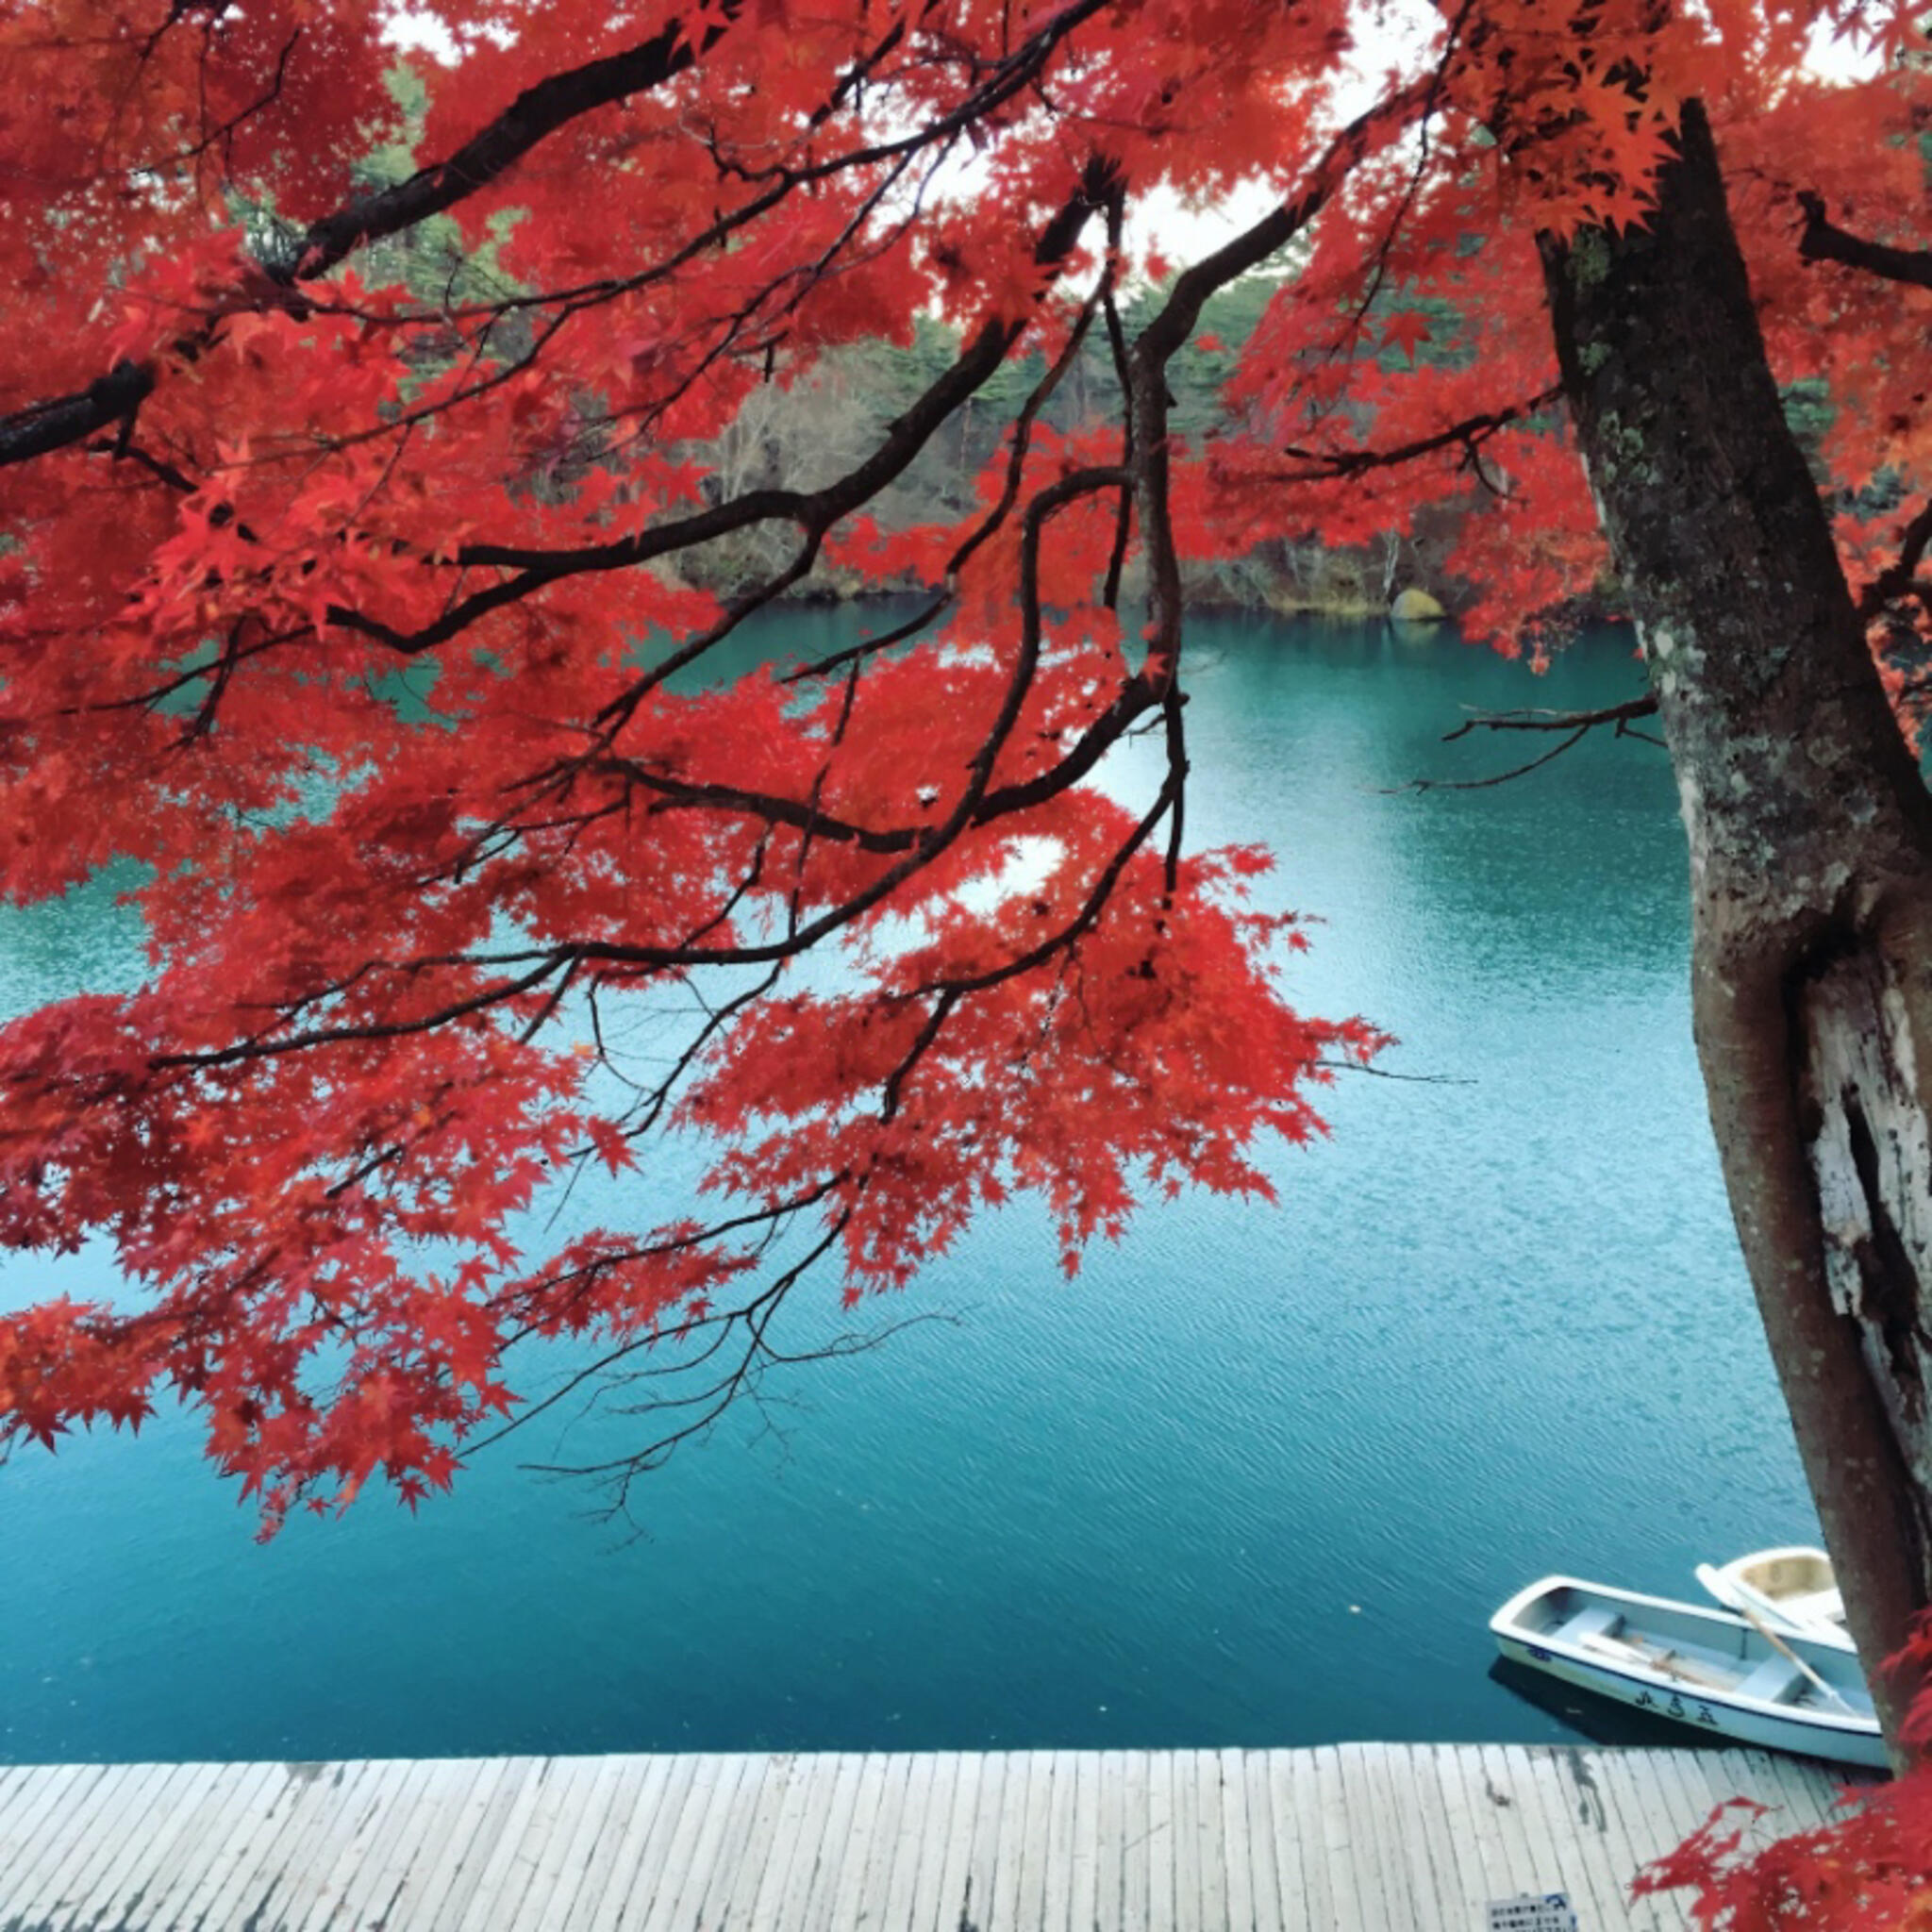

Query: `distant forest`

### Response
(667, 275, 1458, 617)
(347, 78, 1833, 626)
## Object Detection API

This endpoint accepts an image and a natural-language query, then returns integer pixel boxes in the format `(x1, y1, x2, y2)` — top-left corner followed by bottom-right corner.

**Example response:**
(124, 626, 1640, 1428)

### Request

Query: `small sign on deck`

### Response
(1487, 1893, 1579, 1932)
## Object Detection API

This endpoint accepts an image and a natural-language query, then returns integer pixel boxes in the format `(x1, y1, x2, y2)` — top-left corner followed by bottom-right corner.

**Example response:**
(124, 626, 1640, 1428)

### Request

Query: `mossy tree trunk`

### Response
(1541, 101, 1932, 1755)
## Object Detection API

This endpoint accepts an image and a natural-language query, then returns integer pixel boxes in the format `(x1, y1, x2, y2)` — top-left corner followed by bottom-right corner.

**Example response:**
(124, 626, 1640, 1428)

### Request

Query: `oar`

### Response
(1727, 1598, 1860, 1717)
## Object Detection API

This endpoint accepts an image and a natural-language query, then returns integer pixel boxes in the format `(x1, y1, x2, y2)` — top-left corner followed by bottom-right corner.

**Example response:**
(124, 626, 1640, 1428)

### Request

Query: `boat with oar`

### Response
(1695, 1546, 1854, 1651)
(1490, 1574, 1885, 1769)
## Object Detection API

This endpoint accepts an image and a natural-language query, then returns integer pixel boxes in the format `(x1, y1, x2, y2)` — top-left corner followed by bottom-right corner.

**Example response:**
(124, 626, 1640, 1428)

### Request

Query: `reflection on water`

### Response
(1487, 1656, 1739, 1756)
(0, 612, 1814, 1765)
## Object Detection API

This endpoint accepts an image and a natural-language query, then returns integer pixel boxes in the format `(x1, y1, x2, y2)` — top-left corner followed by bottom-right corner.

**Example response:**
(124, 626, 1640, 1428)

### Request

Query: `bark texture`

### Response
(1541, 101, 1932, 1753)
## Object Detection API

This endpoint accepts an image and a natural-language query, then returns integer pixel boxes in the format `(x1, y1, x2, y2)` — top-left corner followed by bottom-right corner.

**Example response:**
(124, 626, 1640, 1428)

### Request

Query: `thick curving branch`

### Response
(1797, 192, 1932, 293)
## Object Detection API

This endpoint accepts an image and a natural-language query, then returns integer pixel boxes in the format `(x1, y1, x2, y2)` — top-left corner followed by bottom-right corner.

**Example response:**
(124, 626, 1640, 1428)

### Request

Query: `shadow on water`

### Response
(1487, 1655, 1744, 1754)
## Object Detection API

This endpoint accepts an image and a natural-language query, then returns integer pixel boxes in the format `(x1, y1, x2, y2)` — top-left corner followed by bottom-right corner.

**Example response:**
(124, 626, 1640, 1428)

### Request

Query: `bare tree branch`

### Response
(1390, 692, 1662, 791)
(1857, 498, 1932, 623)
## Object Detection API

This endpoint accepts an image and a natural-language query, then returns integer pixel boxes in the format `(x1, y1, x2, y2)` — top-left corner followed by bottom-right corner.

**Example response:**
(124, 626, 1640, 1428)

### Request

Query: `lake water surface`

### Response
(0, 611, 1814, 1764)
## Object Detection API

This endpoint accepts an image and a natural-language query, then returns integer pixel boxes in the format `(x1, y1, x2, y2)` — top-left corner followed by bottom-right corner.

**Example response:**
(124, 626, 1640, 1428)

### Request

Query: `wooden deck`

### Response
(0, 1744, 1868, 1931)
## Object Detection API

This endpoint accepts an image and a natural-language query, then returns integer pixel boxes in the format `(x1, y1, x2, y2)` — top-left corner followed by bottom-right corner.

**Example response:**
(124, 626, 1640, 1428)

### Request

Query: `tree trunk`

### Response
(1541, 100, 1932, 1755)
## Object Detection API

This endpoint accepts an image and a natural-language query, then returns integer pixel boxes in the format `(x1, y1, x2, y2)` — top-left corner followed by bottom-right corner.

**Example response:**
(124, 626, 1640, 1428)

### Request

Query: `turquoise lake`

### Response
(0, 611, 1815, 1764)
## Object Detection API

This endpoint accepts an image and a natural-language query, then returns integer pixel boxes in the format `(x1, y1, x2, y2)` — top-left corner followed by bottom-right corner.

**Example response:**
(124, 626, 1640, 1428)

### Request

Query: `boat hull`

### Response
(1492, 1630, 1888, 1769)
(1491, 1575, 1887, 1773)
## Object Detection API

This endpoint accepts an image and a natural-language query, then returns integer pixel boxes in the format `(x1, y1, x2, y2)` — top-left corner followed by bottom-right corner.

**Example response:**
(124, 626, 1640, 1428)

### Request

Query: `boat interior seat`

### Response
(1554, 1605, 1623, 1645)
(1787, 1589, 1844, 1624)
(1732, 1656, 1805, 1706)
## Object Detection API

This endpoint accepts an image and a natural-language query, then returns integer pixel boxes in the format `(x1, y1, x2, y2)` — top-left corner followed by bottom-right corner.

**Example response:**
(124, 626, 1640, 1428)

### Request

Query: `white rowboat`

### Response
(1695, 1546, 1854, 1651)
(1491, 1574, 1885, 1770)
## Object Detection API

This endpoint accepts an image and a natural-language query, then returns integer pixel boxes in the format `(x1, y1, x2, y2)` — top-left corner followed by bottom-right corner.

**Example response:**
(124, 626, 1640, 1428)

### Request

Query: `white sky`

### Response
(378, 1, 1886, 272)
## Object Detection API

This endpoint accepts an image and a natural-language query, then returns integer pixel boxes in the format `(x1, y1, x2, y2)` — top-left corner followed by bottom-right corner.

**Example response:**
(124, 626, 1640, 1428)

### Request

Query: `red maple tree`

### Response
(4, 0, 1932, 1917)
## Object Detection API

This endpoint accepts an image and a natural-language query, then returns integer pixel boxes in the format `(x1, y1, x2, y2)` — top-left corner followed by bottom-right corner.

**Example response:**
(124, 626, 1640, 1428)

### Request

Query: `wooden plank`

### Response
(200, 1757, 389, 1932)
(1751, 1748, 1850, 1835)
(1144, 1749, 1176, 1932)
(396, 1757, 515, 1932)
(1119, 1751, 1150, 1932)
(430, 1757, 558, 1932)
(1093, 1750, 1127, 1932)
(1476, 1741, 1570, 1907)
(236, 1762, 367, 1932)
(684, 1756, 781, 1932)
(1383, 1754, 1453, 1932)
(1237, 1753, 1282, 1932)
(747, 1750, 844, 1932)
(853, 1752, 914, 1932)
(41, 1760, 211, 1925)
(58, 1761, 223, 1924)
(913, 1753, 974, 1932)
(1271, 1749, 1324, 1932)
(1500, 1743, 1602, 1924)
(1039, 1751, 1076, 1932)
(325, 1756, 472, 1931)
(632, 1752, 736, 1932)
(454, 1757, 583, 1932)
(1565, 1744, 1646, 1930)
(1396, 1744, 1484, 1931)
(1593, 1753, 1679, 1932)
(179, 1759, 371, 1932)
(1, 1761, 132, 1913)
(249, 1759, 373, 1932)
(958, 1749, 1008, 1932)
(0, 1764, 62, 1871)
(1591, 1749, 1694, 1921)
(799, 1751, 872, 1932)
(505, 1756, 603, 1932)
(904, 1753, 959, 1932)
(988, 1751, 1036, 1932)
(1609, 1748, 1702, 1878)
(1444, 1741, 1534, 1908)
(106, 1758, 254, 1926)
(880, 1752, 938, 1932)
(1642, 1748, 1749, 1930)
(1158, 1754, 1190, 1932)
(591, 1754, 709, 1932)
(1699, 1748, 1800, 1832)
(742, 1754, 829, 1932)
(1015, 1753, 1056, 1932)
(137, 1757, 290, 1932)
(370, 1757, 497, 1927)
(797, 1750, 873, 1932)
(1427, 1742, 1505, 1917)
(1507, 1744, 1624, 1932)
(686, 1755, 782, 1932)
(1214, 1749, 1251, 1932)
(1743, 1746, 1846, 1835)
(5, 1761, 151, 1919)
(1370, 1740, 1443, 1929)
(632, 1752, 732, 1932)
(1646, 1746, 1728, 1850)
(278, 1757, 442, 1932)
(1311, 1744, 1365, 1932)
(533, 1753, 650, 1932)
(1336, 1743, 1405, 1931)
(1069, 1750, 1101, 1932)
(1573, 1745, 1681, 1932)
(1188, 1748, 1224, 1932)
